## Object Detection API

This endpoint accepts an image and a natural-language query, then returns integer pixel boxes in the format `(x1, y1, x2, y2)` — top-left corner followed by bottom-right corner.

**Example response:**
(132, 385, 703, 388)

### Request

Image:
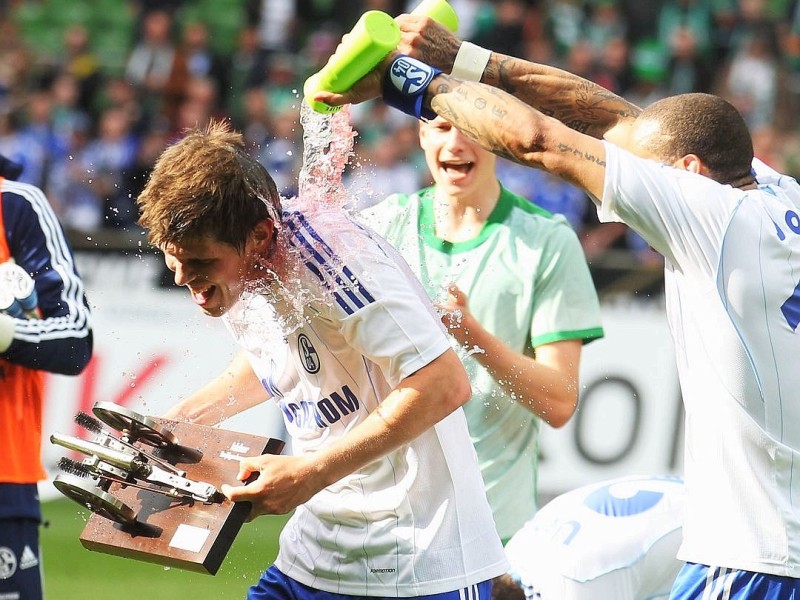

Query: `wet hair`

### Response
(638, 93, 754, 186)
(137, 119, 281, 252)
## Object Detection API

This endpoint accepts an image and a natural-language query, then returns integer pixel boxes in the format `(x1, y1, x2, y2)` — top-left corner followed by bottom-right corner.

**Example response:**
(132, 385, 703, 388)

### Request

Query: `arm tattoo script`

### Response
(556, 142, 606, 166)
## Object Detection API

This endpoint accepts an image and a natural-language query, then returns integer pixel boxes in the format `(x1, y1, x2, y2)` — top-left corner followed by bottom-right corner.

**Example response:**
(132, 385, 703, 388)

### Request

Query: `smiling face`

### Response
(162, 221, 274, 318)
(419, 116, 497, 198)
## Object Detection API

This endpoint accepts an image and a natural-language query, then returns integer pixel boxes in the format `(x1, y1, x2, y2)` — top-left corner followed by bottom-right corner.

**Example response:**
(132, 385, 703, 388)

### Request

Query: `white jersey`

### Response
(362, 186, 604, 541)
(223, 208, 507, 596)
(600, 142, 800, 577)
(505, 475, 685, 600)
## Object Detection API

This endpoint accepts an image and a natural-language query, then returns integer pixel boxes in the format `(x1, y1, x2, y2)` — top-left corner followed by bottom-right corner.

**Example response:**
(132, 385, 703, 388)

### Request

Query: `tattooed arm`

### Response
(395, 15, 640, 143)
(422, 73, 608, 202)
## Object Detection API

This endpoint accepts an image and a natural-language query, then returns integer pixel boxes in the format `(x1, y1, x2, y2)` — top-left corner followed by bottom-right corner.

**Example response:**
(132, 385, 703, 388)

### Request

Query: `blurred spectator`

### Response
(625, 38, 670, 107)
(61, 106, 138, 230)
(472, 0, 532, 58)
(17, 86, 70, 192)
(254, 0, 299, 62)
(95, 75, 146, 134)
(619, 0, 666, 43)
(719, 26, 780, 128)
(658, 0, 714, 61)
(344, 130, 422, 211)
(124, 9, 179, 124)
(547, 0, 586, 56)
(0, 108, 48, 191)
(256, 107, 301, 199)
(593, 35, 633, 94)
(122, 122, 169, 220)
(240, 86, 273, 153)
(665, 24, 713, 94)
(585, 0, 627, 51)
(171, 20, 230, 108)
(264, 53, 301, 116)
(495, 158, 589, 232)
(0, 18, 30, 115)
(49, 73, 91, 148)
(59, 24, 103, 116)
(226, 25, 270, 128)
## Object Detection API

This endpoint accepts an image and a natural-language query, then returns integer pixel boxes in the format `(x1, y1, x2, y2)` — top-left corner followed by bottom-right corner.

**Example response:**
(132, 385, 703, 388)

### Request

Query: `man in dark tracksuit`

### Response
(0, 155, 92, 599)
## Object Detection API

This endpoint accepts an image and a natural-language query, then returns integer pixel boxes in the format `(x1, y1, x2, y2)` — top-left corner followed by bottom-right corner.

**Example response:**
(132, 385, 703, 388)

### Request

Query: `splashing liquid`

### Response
(230, 102, 361, 340)
(296, 102, 356, 210)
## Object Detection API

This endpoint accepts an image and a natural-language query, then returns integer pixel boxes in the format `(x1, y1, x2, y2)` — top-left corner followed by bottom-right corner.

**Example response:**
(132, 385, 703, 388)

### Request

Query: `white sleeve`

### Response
(600, 141, 740, 275)
(315, 216, 450, 387)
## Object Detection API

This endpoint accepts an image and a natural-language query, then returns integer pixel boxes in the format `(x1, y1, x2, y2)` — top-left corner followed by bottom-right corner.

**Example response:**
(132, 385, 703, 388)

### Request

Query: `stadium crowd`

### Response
(2, 0, 800, 263)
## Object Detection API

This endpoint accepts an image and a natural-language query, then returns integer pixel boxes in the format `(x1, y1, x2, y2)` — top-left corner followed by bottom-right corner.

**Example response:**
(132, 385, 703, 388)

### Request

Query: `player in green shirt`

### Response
(360, 115, 604, 542)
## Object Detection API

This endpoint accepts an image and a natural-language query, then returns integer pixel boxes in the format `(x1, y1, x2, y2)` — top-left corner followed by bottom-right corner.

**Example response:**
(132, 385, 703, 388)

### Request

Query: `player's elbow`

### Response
(437, 350, 472, 413)
(450, 365, 472, 410)
(53, 333, 94, 376)
(543, 391, 579, 429)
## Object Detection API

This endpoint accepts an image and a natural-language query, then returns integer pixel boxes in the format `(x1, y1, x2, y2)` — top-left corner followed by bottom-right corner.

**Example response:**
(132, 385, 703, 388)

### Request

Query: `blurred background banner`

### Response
(40, 250, 682, 502)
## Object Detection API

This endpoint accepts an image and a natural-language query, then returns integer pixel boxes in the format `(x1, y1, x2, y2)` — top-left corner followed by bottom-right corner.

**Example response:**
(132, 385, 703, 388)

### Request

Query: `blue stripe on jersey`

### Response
(283, 211, 375, 315)
(671, 563, 800, 599)
(780, 279, 800, 330)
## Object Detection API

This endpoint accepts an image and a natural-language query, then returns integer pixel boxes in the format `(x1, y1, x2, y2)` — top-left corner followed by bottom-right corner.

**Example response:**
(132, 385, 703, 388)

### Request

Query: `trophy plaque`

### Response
(50, 401, 284, 575)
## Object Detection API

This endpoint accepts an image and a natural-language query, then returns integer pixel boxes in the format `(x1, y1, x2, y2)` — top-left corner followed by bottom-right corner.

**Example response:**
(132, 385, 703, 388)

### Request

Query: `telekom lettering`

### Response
(280, 385, 361, 429)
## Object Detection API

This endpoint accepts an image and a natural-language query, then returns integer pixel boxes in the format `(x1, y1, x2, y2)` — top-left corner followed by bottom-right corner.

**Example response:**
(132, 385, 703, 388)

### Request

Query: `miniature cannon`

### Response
(51, 402, 284, 574)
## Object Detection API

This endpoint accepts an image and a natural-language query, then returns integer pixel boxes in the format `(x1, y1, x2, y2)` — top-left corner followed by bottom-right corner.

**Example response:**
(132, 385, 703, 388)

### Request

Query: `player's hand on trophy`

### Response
(220, 453, 319, 520)
(395, 14, 462, 72)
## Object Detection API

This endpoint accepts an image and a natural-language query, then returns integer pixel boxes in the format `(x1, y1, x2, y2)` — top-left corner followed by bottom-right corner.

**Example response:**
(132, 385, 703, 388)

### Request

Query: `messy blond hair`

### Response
(137, 120, 281, 251)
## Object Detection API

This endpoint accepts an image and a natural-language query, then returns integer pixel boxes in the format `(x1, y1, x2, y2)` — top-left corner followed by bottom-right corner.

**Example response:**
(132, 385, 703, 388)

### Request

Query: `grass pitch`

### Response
(41, 498, 289, 599)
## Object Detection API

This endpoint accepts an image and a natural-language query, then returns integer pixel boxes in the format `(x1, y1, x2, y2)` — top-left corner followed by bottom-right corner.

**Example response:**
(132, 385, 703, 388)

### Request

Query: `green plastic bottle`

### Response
(303, 0, 459, 114)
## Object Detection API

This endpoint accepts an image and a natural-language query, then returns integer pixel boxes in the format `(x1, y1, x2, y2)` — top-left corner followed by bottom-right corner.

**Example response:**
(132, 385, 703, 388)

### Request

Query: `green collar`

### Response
(417, 184, 516, 253)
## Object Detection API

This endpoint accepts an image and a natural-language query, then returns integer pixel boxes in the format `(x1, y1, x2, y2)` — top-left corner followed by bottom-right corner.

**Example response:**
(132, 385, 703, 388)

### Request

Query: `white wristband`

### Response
(450, 42, 491, 82)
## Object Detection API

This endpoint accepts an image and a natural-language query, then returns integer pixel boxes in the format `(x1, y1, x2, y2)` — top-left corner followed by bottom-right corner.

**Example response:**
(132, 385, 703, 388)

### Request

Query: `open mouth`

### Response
(189, 285, 215, 306)
(441, 160, 474, 179)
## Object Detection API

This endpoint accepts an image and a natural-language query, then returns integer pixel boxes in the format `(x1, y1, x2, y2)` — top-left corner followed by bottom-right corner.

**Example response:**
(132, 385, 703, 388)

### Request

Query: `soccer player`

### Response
(137, 120, 507, 599)
(496, 475, 685, 600)
(0, 154, 93, 600)
(315, 15, 800, 599)
(359, 114, 603, 543)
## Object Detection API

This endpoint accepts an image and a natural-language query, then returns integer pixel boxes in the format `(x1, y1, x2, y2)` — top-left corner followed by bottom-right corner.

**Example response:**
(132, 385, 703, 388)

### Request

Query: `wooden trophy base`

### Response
(77, 419, 284, 575)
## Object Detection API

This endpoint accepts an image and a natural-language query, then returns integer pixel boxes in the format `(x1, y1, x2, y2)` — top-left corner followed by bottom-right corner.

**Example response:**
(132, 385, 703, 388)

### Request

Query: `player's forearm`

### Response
(456, 319, 578, 427)
(395, 15, 638, 138)
(308, 349, 470, 489)
(480, 53, 641, 139)
(165, 351, 267, 425)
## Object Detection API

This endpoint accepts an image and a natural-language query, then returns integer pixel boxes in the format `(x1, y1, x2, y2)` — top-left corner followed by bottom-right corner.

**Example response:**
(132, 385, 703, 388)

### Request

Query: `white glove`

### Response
(0, 261, 37, 312)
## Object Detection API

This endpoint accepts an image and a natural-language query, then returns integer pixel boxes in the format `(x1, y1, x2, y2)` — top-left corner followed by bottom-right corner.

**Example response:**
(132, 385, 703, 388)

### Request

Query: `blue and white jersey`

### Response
(224, 207, 508, 596)
(600, 143, 800, 577)
(505, 475, 684, 600)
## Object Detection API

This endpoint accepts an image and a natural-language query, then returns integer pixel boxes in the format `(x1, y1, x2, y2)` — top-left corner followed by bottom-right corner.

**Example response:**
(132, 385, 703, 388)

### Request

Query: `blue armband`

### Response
(382, 55, 442, 120)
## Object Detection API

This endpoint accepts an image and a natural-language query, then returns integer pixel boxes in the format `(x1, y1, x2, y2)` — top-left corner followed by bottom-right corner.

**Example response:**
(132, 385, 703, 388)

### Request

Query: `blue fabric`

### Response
(382, 55, 442, 121)
(247, 565, 493, 600)
(0, 515, 42, 600)
(0, 484, 40, 521)
(671, 563, 800, 599)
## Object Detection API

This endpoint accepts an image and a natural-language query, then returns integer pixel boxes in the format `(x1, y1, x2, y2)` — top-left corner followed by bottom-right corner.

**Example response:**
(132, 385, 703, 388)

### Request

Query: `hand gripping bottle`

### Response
(303, 0, 459, 114)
